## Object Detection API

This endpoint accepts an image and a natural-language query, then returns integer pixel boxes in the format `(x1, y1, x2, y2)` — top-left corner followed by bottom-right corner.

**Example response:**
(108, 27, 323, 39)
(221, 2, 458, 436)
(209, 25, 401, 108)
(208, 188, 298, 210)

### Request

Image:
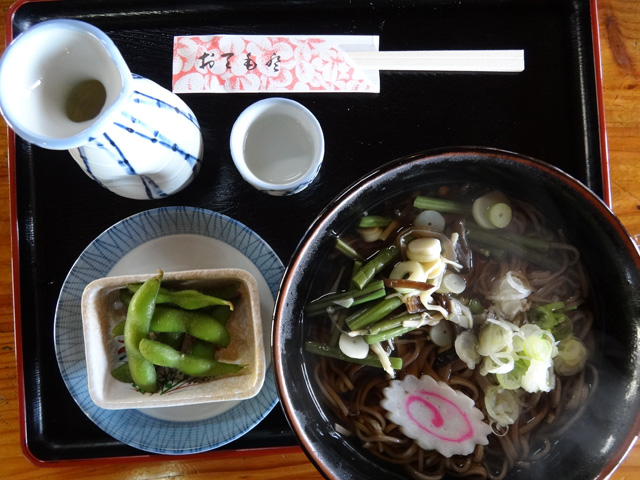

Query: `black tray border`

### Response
(7, 0, 609, 466)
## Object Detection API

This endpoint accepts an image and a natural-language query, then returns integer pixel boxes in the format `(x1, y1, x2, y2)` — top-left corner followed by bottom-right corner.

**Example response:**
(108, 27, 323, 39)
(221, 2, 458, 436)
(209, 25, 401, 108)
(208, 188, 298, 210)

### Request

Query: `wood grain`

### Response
(0, 1, 639, 478)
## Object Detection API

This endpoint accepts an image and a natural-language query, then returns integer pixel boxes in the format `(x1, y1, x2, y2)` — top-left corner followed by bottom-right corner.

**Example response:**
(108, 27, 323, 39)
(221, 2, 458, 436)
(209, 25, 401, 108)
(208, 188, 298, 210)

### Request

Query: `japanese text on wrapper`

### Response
(172, 35, 377, 93)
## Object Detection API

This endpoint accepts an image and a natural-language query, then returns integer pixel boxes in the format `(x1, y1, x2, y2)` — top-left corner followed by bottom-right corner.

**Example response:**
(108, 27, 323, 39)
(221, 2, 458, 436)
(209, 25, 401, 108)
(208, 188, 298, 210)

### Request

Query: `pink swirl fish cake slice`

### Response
(381, 374, 491, 457)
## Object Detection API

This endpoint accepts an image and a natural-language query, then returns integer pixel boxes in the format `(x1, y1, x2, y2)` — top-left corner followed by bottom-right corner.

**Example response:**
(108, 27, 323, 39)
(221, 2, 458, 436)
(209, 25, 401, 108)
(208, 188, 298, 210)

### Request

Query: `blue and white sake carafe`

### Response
(0, 19, 203, 200)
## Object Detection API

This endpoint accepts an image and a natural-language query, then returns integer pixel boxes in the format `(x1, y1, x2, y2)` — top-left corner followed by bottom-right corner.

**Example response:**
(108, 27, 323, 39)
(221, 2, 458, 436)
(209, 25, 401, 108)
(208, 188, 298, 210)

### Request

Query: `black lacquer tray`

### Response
(9, 0, 607, 464)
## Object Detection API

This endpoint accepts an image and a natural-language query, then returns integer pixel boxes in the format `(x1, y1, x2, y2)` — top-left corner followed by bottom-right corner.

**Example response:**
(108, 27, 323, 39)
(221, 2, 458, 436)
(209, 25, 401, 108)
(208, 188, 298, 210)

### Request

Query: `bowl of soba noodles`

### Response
(273, 147, 640, 480)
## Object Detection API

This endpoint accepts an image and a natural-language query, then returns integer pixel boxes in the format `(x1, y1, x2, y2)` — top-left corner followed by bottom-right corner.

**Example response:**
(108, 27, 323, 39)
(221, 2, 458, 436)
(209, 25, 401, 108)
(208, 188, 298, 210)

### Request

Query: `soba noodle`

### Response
(308, 187, 596, 480)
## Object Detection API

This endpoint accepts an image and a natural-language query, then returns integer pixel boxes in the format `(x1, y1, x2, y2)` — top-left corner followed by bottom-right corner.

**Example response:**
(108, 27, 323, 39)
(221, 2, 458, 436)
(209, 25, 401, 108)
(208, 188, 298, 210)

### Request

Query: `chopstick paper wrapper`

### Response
(172, 35, 524, 94)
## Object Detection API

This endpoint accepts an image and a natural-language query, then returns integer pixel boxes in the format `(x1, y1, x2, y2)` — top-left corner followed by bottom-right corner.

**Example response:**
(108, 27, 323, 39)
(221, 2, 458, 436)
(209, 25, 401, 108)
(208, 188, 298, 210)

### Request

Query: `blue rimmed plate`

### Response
(53, 206, 284, 455)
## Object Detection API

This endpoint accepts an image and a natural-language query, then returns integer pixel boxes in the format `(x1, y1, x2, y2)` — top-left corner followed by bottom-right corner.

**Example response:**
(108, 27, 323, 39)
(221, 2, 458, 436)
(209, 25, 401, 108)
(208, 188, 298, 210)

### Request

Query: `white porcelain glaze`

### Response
(0, 19, 203, 200)
(230, 97, 324, 196)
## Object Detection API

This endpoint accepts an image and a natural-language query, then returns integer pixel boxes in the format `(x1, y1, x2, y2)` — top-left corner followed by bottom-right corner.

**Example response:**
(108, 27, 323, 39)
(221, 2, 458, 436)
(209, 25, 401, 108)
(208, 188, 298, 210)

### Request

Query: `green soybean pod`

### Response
(124, 271, 163, 393)
(139, 338, 243, 377)
(190, 339, 218, 359)
(120, 287, 134, 306)
(127, 284, 233, 310)
(111, 319, 125, 337)
(111, 362, 133, 383)
(156, 331, 185, 350)
(112, 308, 229, 346)
(205, 282, 242, 301)
(151, 306, 230, 347)
(210, 305, 233, 326)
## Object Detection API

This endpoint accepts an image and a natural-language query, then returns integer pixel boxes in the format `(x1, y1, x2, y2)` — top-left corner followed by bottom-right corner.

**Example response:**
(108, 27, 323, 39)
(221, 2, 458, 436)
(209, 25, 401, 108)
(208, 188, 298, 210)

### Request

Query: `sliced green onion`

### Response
(468, 298, 486, 315)
(358, 227, 383, 243)
(429, 320, 454, 347)
(414, 210, 446, 231)
(488, 202, 512, 228)
(523, 335, 553, 362)
(529, 305, 559, 330)
(454, 330, 481, 369)
(484, 386, 521, 427)
(496, 364, 524, 390)
(472, 190, 512, 229)
(477, 321, 514, 356)
(496, 374, 519, 390)
(520, 358, 555, 393)
(554, 336, 588, 376)
(529, 301, 576, 338)
(551, 315, 573, 340)
(440, 272, 466, 294)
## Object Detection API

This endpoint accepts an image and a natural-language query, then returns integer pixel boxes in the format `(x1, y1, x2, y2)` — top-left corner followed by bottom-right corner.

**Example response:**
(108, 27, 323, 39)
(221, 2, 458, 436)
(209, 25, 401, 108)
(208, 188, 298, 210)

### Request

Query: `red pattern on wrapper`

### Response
(172, 35, 378, 93)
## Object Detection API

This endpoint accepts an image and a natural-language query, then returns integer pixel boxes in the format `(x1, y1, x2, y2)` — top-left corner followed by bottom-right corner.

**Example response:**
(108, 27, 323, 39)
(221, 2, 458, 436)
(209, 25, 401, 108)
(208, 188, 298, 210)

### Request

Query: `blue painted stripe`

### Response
(89, 133, 167, 199)
(78, 143, 165, 199)
(103, 132, 137, 175)
(140, 175, 168, 199)
(76, 146, 105, 187)
(132, 90, 200, 128)
(113, 120, 200, 169)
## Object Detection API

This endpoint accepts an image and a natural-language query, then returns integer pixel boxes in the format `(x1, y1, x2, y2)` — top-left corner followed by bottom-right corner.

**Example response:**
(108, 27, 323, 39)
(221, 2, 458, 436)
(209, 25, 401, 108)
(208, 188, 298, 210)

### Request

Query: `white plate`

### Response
(53, 206, 284, 455)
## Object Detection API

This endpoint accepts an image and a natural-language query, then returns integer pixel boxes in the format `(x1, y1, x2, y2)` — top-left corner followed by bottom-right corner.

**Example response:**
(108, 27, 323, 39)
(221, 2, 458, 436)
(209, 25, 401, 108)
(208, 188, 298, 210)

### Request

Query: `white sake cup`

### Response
(230, 98, 324, 196)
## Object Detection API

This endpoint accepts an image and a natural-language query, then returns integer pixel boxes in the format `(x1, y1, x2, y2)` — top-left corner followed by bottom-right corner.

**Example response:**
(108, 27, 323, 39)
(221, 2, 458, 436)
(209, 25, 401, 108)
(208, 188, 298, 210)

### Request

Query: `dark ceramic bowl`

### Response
(273, 148, 640, 480)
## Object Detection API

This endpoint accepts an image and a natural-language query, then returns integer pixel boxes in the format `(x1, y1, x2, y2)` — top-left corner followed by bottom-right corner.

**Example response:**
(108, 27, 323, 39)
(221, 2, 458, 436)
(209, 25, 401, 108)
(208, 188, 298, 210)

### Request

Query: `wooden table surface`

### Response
(1, 1, 639, 479)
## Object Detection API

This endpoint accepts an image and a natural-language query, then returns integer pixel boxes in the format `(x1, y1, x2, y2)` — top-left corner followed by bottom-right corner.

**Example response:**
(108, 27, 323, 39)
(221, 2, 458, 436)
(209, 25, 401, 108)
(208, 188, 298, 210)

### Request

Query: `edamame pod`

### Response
(151, 306, 230, 347)
(124, 271, 163, 393)
(190, 339, 217, 359)
(111, 306, 231, 346)
(111, 320, 125, 337)
(210, 305, 233, 326)
(156, 331, 185, 350)
(139, 338, 244, 377)
(111, 362, 133, 383)
(127, 284, 233, 310)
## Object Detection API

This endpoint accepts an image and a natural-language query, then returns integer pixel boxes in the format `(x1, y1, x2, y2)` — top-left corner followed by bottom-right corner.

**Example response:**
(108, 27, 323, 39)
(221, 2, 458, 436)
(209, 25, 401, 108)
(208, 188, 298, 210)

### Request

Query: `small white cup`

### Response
(230, 98, 324, 196)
